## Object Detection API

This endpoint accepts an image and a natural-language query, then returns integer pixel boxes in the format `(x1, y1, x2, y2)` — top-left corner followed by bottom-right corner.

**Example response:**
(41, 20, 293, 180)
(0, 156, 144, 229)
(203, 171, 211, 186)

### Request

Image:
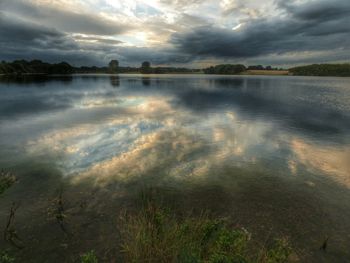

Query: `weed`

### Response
(80, 250, 98, 263)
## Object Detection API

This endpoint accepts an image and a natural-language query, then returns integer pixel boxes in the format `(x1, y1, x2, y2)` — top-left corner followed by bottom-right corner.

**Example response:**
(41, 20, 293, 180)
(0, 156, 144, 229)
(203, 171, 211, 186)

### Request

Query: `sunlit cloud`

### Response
(232, 23, 242, 30)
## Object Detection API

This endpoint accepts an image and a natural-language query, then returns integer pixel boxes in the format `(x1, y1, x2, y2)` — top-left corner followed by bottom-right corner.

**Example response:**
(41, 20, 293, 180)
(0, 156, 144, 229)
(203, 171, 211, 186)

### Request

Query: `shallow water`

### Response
(0, 74, 350, 262)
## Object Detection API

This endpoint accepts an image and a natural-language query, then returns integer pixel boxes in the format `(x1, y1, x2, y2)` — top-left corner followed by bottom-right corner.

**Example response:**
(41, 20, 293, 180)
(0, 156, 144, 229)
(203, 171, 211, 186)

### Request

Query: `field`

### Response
(241, 70, 290, 76)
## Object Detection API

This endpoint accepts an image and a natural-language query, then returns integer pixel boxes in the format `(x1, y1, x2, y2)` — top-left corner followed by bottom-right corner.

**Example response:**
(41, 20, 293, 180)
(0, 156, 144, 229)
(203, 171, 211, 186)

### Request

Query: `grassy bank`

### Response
(118, 192, 292, 263)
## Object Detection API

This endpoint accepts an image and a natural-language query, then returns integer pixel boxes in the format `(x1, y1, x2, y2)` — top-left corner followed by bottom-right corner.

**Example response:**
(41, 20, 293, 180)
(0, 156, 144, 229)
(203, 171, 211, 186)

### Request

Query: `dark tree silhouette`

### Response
(108, 60, 119, 73)
(0, 60, 73, 74)
(203, 64, 246, 75)
(141, 61, 151, 74)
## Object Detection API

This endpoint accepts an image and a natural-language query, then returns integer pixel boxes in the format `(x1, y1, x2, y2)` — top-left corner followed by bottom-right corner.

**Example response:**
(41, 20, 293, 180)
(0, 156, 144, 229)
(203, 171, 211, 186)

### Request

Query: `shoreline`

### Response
(3, 71, 350, 78)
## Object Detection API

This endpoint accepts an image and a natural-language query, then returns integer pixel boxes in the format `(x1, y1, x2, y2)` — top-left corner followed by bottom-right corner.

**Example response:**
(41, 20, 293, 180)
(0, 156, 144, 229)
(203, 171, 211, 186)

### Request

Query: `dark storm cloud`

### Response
(170, 0, 350, 61)
(0, 11, 180, 66)
(0, 12, 79, 58)
(0, 0, 132, 35)
(0, 12, 65, 44)
(1, 0, 349, 66)
(278, 0, 350, 21)
(0, 12, 77, 56)
(0, 12, 107, 65)
(0, 0, 175, 66)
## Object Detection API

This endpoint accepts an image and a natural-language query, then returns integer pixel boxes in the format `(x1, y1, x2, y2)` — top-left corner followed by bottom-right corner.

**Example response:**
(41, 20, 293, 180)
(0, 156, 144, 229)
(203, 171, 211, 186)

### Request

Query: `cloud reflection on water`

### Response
(291, 139, 350, 188)
(1, 75, 350, 190)
(27, 97, 180, 174)
(25, 89, 278, 185)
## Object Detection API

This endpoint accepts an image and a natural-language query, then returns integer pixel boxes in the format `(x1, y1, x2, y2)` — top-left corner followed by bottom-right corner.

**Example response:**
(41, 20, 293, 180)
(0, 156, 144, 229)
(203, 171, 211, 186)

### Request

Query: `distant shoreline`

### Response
(1, 60, 350, 77)
(2, 71, 350, 77)
(0, 71, 289, 77)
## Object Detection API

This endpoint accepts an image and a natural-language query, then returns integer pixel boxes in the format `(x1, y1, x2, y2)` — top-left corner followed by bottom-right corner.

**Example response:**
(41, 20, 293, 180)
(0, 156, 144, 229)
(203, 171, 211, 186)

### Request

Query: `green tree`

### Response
(141, 61, 151, 74)
(289, 64, 350, 77)
(108, 60, 119, 73)
(203, 64, 246, 75)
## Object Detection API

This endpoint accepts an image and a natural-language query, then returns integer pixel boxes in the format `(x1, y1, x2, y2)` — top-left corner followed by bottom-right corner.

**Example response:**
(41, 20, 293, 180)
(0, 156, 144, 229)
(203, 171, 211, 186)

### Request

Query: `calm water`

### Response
(0, 74, 350, 262)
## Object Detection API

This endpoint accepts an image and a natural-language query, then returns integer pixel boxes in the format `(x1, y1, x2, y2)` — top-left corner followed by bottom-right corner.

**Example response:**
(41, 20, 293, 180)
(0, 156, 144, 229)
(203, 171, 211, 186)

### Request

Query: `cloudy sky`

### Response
(0, 0, 349, 67)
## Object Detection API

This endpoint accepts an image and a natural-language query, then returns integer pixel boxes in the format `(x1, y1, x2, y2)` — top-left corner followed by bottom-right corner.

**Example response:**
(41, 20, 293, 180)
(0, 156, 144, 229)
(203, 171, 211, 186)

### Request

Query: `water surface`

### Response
(0, 74, 349, 262)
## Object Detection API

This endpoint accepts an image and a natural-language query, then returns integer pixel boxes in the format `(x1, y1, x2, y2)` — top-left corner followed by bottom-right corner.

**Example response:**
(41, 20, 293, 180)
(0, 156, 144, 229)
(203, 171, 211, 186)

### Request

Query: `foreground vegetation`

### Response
(289, 64, 350, 77)
(119, 196, 292, 263)
(0, 181, 293, 263)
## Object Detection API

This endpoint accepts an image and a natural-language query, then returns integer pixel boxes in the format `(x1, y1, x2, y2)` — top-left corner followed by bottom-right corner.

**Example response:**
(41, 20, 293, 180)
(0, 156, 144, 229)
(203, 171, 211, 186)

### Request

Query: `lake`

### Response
(0, 74, 350, 262)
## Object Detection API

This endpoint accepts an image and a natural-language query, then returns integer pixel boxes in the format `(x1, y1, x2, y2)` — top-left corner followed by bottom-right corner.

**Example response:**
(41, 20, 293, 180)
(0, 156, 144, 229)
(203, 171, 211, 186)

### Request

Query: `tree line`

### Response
(0, 60, 73, 74)
(203, 64, 246, 74)
(0, 60, 200, 75)
(1, 59, 350, 76)
(289, 64, 350, 77)
(106, 60, 200, 74)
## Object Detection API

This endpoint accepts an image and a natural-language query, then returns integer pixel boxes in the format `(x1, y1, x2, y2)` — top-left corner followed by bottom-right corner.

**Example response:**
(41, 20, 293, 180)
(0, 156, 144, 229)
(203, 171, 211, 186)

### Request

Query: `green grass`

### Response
(119, 198, 292, 263)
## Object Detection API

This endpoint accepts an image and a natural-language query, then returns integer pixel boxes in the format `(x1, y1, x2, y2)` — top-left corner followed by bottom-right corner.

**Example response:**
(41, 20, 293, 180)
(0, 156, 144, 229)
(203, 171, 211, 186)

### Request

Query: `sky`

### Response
(0, 0, 350, 67)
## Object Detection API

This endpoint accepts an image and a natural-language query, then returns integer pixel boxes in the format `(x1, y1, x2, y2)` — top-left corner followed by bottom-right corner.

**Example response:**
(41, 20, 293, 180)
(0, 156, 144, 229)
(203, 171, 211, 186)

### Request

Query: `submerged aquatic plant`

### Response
(0, 170, 16, 195)
(47, 188, 69, 234)
(80, 250, 98, 263)
(119, 197, 292, 263)
(0, 250, 15, 263)
(4, 202, 24, 249)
